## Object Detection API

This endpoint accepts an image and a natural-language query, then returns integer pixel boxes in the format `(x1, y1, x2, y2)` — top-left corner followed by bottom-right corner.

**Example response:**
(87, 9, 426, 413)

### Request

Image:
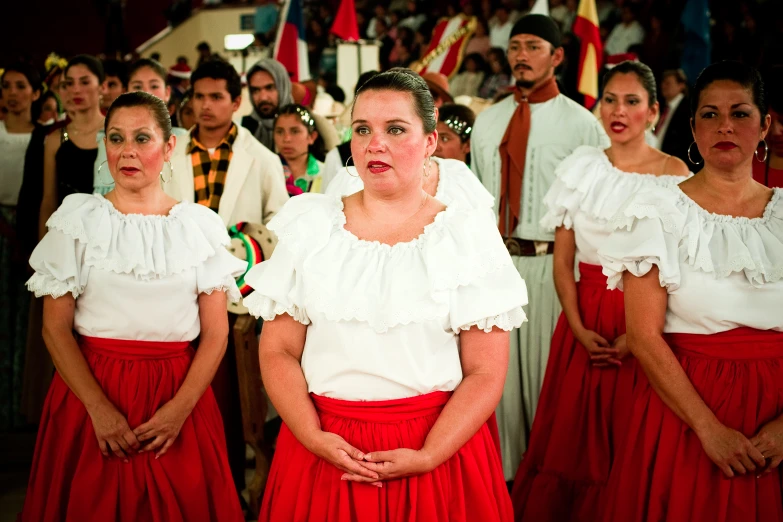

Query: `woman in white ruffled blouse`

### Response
(244, 69, 527, 522)
(598, 62, 783, 522)
(511, 61, 690, 521)
(20, 92, 245, 522)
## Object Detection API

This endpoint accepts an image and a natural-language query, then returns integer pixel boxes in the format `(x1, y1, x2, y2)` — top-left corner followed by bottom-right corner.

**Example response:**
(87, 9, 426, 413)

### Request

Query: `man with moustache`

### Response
(240, 58, 293, 151)
(165, 59, 288, 497)
(471, 14, 608, 481)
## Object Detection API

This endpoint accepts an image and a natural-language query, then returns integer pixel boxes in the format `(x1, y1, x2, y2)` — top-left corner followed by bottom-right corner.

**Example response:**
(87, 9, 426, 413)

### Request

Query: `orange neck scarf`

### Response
(498, 76, 560, 236)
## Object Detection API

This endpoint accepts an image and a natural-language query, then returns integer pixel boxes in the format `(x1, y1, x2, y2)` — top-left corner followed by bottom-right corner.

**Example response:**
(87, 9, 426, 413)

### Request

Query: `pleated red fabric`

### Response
(601, 328, 783, 522)
(511, 263, 638, 522)
(19, 336, 244, 522)
(259, 391, 513, 522)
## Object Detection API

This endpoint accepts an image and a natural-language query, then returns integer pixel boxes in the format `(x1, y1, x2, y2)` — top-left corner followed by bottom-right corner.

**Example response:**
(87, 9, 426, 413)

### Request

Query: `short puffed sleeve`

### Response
(195, 244, 246, 303)
(27, 227, 90, 299)
(242, 194, 334, 324)
(424, 206, 528, 333)
(598, 185, 687, 291)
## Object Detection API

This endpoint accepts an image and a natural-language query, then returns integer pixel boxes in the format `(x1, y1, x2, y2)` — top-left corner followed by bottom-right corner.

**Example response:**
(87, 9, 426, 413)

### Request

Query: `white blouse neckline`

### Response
(97, 193, 187, 221)
(673, 185, 781, 225)
(336, 194, 455, 252)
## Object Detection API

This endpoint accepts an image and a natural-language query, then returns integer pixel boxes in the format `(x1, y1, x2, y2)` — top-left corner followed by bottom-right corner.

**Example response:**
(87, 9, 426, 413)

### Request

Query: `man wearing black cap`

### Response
(471, 13, 608, 481)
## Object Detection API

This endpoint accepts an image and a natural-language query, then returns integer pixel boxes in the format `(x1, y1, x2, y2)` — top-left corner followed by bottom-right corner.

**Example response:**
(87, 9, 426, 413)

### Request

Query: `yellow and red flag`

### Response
(573, 0, 602, 108)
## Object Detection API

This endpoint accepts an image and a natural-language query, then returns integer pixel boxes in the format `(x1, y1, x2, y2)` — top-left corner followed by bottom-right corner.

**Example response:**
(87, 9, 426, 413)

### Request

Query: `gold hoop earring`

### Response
(755, 140, 769, 163)
(687, 142, 702, 165)
(345, 155, 358, 177)
(160, 161, 174, 183)
(97, 160, 114, 186)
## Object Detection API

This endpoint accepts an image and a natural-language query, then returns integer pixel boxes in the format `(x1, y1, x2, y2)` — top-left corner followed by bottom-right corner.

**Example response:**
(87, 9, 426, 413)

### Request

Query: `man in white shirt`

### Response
(472, 14, 608, 481)
(656, 69, 691, 166)
(604, 6, 645, 56)
(490, 6, 515, 50)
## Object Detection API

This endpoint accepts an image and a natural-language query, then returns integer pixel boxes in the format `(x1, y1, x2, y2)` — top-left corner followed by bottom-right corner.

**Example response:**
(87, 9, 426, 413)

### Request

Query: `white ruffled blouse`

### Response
(242, 193, 528, 401)
(27, 194, 247, 342)
(598, 185, 783, 334)
(324, 157, 495, 209)
(541, 146, 689, 266)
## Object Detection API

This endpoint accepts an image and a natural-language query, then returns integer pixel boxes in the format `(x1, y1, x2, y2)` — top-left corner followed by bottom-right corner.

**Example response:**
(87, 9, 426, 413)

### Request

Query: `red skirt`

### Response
(19, 336, 244, 522)
(601, 328, 783, 522)
(511, 263, 638, 522)
(259, 391, 513, 522)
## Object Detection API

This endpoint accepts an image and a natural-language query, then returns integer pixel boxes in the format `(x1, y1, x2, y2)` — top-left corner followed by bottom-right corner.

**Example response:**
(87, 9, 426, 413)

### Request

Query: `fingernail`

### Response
(374, 483, 383, 488)
(357, 453, 364, 460)
(155, 455, 160, 460)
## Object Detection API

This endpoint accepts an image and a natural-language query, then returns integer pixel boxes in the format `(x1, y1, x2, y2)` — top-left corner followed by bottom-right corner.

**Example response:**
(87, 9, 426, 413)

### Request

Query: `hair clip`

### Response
(294, 106, 315, 128)
(443, 116, 472, 140)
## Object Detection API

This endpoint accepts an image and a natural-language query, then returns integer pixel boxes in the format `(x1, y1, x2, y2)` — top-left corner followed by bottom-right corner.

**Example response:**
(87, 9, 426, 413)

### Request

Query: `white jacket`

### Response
(166, 125, 289, 227)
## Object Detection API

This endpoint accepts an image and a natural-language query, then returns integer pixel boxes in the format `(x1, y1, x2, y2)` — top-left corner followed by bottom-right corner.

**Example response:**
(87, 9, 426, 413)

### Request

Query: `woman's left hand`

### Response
(750, 417, 783, 474)
(341, 448, 434, 484)
(133, 399, 191, 458)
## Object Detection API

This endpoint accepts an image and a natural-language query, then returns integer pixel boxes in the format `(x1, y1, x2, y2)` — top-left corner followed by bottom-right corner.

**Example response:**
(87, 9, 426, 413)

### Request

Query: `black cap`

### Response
(510, 14, 562, 49)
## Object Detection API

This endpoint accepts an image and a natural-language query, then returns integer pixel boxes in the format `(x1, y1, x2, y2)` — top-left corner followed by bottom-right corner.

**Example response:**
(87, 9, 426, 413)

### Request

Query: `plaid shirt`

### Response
(187, 123, 239, 212)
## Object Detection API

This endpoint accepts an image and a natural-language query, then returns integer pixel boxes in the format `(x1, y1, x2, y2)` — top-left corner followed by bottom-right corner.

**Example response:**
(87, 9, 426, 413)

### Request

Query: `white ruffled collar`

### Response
(541, 145, 689, 230)
(47, 193, 231, 280)
(673, 185, 782, 225)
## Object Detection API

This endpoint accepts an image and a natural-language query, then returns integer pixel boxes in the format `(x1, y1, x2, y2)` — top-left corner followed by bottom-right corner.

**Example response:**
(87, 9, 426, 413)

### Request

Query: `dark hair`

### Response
(128, 58, 167, 84)
(354, 68, 436, 133)
(764, 66, 783, 115)
(690, 61, 767, 124)
(65, 54, 105, 84)
(197, 41, 211, 52)
(2, 62, 43, 94)
(460, 52, 488, 74)
(487, 47, 512, 76)
(275, 103, 326, 161)
(191, 59, 242, 100)
(105, 91, 172, 141)
(601, 61, 657, 105)
(102, 59, 129, 88)
(438, 103, 475, 142)
(355, 70, 380, 96)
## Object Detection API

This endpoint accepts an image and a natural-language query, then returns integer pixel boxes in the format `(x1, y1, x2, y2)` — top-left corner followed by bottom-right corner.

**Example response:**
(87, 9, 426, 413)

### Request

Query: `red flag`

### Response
(330, 0, 360, 42)
(573, 0, 602, 108)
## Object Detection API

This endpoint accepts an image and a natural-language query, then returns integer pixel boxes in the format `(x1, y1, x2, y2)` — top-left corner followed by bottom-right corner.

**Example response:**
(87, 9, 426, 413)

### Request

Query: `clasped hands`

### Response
(87, 398, 191, 462)
(576, 329, 630, 367)
(307, 431, 435, 488)
(700, 416, 783, 479)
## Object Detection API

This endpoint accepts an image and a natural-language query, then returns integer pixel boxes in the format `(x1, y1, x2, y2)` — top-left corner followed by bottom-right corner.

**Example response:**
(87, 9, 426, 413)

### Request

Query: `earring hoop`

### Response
(687, 142, 702, 165)
(423, 156, 431, 177)
(345, 155, 358, 177)
(755, 140, 769, 163)
(97, 160, 114, 186)
(160, 161, 174, 183)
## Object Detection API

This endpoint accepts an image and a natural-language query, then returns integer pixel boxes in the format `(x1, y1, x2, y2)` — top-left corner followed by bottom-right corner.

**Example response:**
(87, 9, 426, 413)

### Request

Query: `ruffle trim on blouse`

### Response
(258, 193, 520, 332)
(602, 185, 783, 289)
(457, 306, 528, 333)
(540, 146, 689, 231)
(201, 280, 242, 304)
(26, 272, 84, 299)
(243, 291, 311, 325)
(46, 194, 232, 280)
(434, 157, 495, 209)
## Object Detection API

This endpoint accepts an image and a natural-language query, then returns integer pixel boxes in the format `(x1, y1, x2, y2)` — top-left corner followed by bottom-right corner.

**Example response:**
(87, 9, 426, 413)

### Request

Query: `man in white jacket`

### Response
(166, 59, 288, 227)
(165, 59, 288, 502)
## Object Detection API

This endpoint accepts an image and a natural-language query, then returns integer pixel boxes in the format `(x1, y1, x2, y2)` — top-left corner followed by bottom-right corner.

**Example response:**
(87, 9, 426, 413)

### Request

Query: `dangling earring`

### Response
(755, 140, 769, 163)
(97, 160, 114, 186)
(687, 142, 702, 165)
(345, 155, 358, 177)
(160, 161, 174, 183)
(423, 156, 431, 177)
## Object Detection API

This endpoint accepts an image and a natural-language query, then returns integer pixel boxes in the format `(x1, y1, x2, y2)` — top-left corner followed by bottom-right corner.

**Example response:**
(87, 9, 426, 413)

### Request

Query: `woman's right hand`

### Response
(698, 421, 766, 478)
(88, 403, 140, 461)
(574, 328, 619, 367)
(306, 431, 381, 483)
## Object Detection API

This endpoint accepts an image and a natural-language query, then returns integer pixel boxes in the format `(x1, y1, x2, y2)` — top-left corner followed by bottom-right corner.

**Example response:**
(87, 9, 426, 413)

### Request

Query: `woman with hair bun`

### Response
(19, 91, 245, 522)
(599, 61, 783, 522)
(245, 68, 525, 522)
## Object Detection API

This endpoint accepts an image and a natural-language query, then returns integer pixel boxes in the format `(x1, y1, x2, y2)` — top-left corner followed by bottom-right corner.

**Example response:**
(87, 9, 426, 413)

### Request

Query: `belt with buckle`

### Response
(503, 237, 554, 257)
